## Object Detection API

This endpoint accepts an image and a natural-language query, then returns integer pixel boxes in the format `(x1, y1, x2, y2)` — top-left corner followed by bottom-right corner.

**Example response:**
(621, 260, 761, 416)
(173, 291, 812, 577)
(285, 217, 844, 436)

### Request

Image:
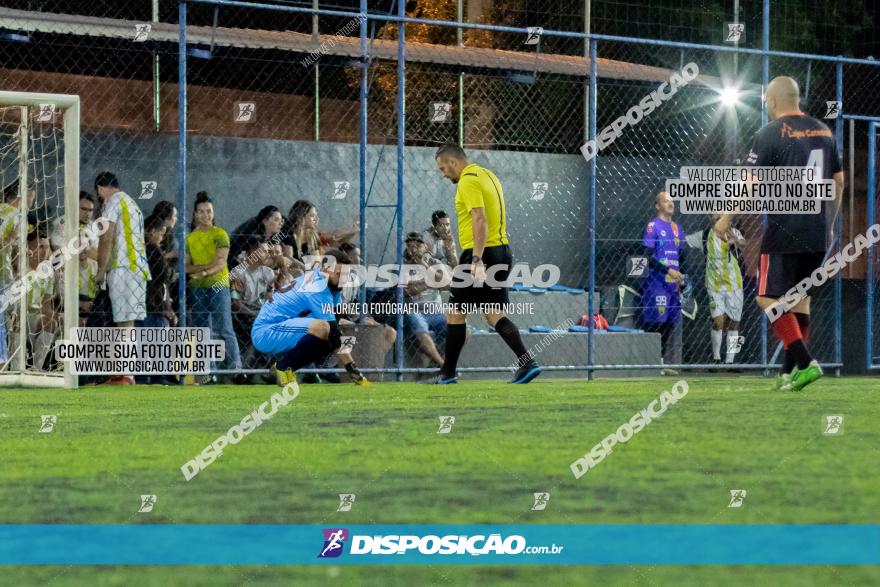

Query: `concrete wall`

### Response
(80, 131, 590, 288)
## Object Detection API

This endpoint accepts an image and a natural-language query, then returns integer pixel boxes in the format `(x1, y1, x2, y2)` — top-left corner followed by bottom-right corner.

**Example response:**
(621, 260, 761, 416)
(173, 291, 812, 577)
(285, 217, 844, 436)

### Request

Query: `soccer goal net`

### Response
(0, 92, 79, 389)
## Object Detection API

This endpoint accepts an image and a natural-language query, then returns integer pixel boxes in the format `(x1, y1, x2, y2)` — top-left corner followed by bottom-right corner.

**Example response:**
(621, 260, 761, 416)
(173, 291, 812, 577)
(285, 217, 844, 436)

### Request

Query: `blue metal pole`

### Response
(358, 1, 367, 310)
(587, 39, 597, 380)
(834, 61, 843, 375)
(867, 122, 876, 369)
(178, 0, 188, 328)
(760, 0, 769, 373)
(395, 0, 405, 382)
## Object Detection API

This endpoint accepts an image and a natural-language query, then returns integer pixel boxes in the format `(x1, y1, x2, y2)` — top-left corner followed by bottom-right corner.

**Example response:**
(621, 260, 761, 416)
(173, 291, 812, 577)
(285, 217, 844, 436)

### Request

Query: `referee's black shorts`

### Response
(449, 244, 512, 307)
(757, 251, 825, 298)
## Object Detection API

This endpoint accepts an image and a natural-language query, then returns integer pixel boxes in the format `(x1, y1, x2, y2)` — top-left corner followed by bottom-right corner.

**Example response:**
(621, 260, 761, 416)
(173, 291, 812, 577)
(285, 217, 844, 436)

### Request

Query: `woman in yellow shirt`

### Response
(185, 191, 241, 372)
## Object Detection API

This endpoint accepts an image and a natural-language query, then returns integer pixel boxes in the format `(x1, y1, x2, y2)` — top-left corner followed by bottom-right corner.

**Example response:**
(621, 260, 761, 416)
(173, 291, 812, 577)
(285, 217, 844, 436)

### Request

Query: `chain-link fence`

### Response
(2, 0, 879, 383)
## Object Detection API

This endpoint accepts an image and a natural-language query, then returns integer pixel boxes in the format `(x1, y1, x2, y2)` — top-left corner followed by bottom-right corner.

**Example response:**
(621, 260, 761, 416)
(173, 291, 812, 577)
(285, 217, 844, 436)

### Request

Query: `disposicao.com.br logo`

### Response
(317, 528, 563, 558)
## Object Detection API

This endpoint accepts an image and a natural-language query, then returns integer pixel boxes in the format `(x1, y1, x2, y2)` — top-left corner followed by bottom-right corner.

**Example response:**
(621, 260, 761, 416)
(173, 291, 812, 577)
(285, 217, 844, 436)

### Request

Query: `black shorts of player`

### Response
(757, 252, 825, 298)
(449, 245, 512, 307)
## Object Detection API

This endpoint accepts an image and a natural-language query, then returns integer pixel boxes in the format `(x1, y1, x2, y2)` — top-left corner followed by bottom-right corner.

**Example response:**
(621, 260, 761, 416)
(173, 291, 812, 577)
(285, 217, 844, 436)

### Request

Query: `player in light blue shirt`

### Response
(252, 249, 368, 386)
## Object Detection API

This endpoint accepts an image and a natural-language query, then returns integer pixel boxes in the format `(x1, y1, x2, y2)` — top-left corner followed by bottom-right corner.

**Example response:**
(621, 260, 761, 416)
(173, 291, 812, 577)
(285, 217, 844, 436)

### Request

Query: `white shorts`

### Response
(108, 268, 147, 323)
(708, 288, 743, 321)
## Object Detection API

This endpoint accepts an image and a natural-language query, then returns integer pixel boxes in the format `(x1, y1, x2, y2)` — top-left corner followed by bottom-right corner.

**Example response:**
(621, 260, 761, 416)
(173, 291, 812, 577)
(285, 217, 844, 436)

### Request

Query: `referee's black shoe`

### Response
(510, 362, 542, 384)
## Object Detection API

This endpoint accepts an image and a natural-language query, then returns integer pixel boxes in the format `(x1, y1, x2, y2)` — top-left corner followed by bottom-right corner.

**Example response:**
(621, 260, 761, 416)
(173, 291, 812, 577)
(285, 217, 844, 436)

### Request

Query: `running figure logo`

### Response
(138, 495, 157, 513)
(530, 182, 549, 202)
(235, 102, 256, 123)
(437, 416, 455, 434)
(431, 102, 452, 123)
(725, 23, 744, 43)
(726, 335, 745, 356)
(140, 181, 157, 200)
(35, 104, 56, 123)
(337, 494, 356, 512)
(333, 181, 351, 200)
(318, 528, 349, 558)
(531, 492, 550, 511)
(728, 489, 747, 508)
(39, 415, 57, 433)
(524, 27, 543, 45)
(628, 257, 648, 277)
(824, 101, 841, 120)
(134, 23, 151, 42)
(823, 415, 843, 435)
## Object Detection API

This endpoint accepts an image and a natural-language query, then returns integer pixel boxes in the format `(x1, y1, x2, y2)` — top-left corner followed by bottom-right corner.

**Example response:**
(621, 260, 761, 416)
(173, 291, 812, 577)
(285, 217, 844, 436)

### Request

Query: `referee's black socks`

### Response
(440, 323, 467, 379)
(495, 317, 534, 367)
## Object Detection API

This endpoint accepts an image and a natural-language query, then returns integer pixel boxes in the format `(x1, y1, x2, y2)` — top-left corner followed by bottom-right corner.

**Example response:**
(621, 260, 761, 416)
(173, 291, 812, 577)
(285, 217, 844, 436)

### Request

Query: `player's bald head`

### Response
(765, 76, 801, 120)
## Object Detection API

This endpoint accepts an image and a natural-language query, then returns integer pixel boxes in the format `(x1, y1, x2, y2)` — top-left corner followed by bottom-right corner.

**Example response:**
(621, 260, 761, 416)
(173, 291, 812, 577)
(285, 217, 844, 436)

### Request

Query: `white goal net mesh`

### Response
(0, 103, 68, 377)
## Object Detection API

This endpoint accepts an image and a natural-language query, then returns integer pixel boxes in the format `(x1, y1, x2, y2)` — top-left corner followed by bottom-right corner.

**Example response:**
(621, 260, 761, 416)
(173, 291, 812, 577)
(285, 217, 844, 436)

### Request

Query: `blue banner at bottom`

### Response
(1, 525, 878, 565)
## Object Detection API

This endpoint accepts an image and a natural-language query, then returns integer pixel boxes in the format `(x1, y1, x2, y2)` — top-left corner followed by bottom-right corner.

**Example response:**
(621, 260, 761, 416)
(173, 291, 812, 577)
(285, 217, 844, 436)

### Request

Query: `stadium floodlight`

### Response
(718, 86, 740, 107)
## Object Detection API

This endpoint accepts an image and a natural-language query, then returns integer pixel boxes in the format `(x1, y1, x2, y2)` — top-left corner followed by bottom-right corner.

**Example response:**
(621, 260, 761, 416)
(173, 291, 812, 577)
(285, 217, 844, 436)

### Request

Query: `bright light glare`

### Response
(719, 87, 740, 107)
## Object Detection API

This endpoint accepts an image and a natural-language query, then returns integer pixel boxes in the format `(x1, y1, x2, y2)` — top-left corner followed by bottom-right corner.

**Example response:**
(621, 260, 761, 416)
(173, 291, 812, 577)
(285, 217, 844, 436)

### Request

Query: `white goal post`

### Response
(0, 91, 79, 389)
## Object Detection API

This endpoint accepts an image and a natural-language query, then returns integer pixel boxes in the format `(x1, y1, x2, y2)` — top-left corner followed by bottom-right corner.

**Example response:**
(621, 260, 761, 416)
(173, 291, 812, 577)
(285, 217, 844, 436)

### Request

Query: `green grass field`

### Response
(2, 375, 879, 585)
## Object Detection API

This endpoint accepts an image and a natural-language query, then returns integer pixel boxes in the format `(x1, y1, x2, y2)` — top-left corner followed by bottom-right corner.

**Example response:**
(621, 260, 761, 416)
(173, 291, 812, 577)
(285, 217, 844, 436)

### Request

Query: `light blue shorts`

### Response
(251, 317, 315, 355)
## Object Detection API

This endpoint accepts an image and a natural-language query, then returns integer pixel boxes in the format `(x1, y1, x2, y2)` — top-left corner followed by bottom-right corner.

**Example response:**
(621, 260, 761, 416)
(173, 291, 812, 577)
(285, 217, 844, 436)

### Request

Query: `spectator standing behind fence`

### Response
(51, 191, 99, 262)
(26, 229, 59, 371)
(95, 172, 151, 385)
(229, 205, 283, 267)
(144, 214, 176, 329)
(422, 210, 458, 267)
(402, 232, 447, 369)
(685, 214, 745, 366)
(148, 201, 180, 263)
(0, 180, 35, 369)
(185, 191, 243, 381)
(641, 191, 686, 376)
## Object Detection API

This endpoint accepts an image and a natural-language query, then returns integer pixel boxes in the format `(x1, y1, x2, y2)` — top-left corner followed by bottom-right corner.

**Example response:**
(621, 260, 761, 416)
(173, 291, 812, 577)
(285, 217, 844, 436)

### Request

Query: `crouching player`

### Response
(251, 248, 369, 387)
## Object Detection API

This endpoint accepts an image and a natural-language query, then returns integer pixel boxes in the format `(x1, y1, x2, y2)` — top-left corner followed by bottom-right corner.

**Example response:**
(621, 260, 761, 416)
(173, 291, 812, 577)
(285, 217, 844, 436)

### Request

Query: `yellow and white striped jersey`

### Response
(102, 191, 150, 279)
(705, 228, 743, 293)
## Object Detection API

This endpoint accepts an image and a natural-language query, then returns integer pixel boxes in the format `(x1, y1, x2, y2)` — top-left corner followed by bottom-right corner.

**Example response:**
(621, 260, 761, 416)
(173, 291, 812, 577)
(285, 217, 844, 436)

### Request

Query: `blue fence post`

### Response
(760, 0, 770, 374)
(177, 0, 188, 328)
(395, 0, 406, 382)
(587, 38, 597, 380)
(358, 1, 367, 310)
(867, 122, 876, 370)
(834, 60, 843, 375)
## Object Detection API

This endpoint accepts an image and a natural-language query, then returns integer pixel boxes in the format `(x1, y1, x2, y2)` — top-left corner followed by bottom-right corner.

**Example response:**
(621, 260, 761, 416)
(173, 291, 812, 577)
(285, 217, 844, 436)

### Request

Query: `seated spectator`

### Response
(184, 191, 243, 381)
(229, 205, 283, 267)
(422, 210, 458, 267)
(274, 254, 298, 289)
(336, 241, 397, 355)
(231, 237, 276, 371)
(144, 214, 176, 328)
(280, 200, 322, 264)
(402, 232, 447, 368)
(280, 200, 358, 266)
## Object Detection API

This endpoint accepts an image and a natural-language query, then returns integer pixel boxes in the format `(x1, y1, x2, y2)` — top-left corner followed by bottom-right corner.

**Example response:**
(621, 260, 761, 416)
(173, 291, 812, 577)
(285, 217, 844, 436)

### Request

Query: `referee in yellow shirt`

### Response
(434, 144, 540, 384)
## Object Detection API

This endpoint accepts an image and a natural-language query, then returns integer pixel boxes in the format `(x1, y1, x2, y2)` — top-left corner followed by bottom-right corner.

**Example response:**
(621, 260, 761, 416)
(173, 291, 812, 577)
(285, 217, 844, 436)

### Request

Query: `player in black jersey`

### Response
(719, 76, 844, 391)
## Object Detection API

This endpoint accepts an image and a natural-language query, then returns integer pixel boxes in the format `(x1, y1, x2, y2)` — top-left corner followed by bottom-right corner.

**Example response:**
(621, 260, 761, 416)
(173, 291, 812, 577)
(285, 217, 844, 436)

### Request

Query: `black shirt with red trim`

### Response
(745, 114, 842, 253)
